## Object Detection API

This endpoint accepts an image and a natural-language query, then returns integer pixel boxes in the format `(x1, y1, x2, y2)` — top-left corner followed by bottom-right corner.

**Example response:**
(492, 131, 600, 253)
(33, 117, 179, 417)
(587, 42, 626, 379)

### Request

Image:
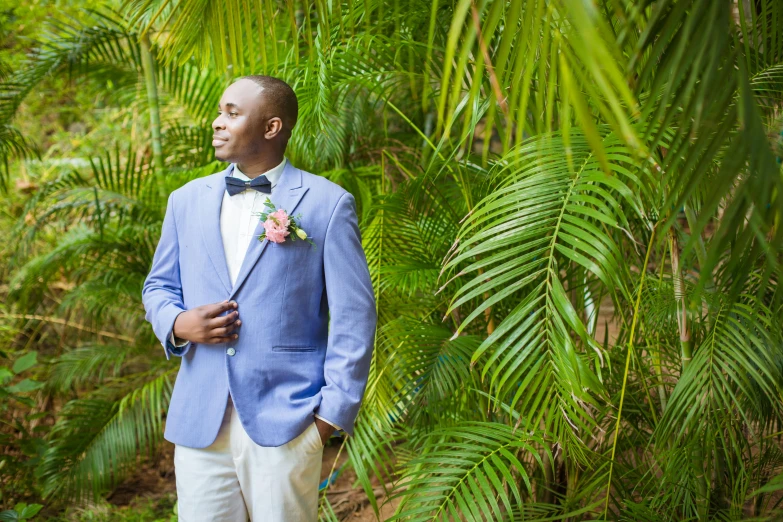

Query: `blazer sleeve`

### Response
(316, 191, 377, 436)
(142, 192, 192, 360)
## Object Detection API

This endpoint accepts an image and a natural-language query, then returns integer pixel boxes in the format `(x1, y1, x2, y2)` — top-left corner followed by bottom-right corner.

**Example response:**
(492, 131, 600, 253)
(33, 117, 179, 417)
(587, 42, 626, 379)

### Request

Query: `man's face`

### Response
(212, 79, 273, 163)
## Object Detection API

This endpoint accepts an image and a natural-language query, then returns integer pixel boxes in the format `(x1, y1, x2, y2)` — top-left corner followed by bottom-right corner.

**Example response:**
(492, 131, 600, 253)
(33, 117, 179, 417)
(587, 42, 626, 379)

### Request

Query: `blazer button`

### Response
(226, 347, 236, 356)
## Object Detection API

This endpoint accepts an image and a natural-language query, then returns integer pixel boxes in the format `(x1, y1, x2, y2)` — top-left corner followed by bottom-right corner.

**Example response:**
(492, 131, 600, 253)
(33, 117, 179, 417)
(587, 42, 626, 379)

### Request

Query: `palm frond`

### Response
(657, 295, 783, 442)
(47, 342, 141, 394)
(37, 369, 174, 502)
(388, 422, 547, 522)
(0, 9, 140, 126)
(442, 130, 648, 453)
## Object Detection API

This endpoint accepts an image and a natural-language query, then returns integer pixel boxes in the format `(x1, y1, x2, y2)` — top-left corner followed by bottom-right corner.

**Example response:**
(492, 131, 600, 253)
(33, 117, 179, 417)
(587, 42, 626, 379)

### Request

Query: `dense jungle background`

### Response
(1, 0, 783, 520)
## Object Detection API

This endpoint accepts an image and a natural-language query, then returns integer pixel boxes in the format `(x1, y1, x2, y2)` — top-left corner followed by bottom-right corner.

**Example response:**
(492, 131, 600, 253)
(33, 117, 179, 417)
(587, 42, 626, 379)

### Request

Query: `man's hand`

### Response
(172, 300, 240, 344)
(314, 417, 333, 446)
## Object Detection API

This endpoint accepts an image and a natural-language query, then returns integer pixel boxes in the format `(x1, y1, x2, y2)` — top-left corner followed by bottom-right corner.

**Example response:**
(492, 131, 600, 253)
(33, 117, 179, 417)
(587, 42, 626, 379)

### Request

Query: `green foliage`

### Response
(388, 422, 547, 522)
(49, 495, 177, 521)
(0, 503, 44, 521)
(2, 0, 783, 520)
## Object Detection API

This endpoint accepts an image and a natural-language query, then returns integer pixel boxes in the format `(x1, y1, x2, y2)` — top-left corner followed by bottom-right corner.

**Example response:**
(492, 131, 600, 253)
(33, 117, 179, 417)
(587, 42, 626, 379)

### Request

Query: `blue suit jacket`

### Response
(141, 162, 376, 448)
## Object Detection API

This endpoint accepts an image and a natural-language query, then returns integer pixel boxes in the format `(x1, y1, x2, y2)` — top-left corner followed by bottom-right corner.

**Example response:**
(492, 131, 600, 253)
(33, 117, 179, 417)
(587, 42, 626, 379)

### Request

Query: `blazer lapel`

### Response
(228, 160, 309, 300)
(199, 166, 233, 295)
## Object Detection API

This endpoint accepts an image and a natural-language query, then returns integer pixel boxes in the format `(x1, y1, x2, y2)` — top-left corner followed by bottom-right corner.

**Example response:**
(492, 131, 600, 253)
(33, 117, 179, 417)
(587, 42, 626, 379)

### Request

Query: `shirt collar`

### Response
(231, 157, 287, 189)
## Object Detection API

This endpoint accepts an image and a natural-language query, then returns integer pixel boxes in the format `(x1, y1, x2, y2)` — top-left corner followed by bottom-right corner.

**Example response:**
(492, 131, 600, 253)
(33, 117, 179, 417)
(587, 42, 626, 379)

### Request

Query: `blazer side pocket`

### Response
(272, 345, 316, 352)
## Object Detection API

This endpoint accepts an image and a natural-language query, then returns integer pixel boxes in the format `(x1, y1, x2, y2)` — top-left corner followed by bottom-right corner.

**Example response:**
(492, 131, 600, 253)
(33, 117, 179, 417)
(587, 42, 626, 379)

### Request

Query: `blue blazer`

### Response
(142, 162, 377, 448)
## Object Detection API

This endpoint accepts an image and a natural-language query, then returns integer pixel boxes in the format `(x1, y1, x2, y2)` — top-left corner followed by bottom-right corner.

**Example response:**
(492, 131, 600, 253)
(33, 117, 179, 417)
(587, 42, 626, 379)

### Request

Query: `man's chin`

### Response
(213, 149, 232, 162)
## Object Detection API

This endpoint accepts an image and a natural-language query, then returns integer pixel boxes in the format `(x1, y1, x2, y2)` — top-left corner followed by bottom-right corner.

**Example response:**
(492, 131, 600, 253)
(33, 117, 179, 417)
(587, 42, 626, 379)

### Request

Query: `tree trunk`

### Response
(140, 33, 164, 174)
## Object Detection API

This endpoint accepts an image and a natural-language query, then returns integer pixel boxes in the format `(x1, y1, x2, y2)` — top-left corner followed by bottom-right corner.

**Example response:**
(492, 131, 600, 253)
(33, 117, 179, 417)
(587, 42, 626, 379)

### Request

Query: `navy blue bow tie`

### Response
(225, 174, 272, 196)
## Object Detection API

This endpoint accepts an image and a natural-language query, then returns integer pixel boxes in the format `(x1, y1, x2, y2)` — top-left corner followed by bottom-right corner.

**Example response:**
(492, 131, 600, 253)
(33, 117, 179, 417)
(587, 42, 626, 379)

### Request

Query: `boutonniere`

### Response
(254, 197, 316, 248)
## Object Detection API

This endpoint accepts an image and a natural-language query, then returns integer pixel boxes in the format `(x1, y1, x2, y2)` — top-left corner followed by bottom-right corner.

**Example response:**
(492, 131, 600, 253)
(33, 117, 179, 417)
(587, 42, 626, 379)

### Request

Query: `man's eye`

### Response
(230, 112, 238, 116)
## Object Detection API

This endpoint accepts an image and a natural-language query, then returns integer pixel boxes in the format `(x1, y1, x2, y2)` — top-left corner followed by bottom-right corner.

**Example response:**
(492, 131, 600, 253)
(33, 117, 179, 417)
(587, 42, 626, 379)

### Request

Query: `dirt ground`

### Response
(315, 443, 400, 520)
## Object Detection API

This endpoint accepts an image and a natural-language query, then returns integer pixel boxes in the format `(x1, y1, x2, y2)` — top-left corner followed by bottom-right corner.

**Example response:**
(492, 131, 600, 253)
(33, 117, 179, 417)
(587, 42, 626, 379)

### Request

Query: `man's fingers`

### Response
(201, 331, 238, 344)
(209, 310, 239, 328)
(206, 316, 241, 336)
(199, 301, 240, 343)
(208, 334, 239, 343)
(206, 300, 238, 317)
(209, 310, 236, 326)
(212, 324, 238, 337)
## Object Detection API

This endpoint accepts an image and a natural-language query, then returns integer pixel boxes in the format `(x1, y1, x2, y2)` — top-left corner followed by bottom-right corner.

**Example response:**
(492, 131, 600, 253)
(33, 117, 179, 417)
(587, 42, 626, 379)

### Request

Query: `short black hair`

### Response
(237, 75, 298, 136)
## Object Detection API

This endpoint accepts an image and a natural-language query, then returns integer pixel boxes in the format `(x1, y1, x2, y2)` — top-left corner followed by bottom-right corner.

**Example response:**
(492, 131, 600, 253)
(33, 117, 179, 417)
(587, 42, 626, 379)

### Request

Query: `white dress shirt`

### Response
(169, 157, 341, 432)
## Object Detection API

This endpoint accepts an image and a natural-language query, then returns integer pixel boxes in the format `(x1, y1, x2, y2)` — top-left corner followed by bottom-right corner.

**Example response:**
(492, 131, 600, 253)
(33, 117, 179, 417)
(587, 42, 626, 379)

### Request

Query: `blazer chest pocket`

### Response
(272, 345, 316, 352)
(270, 239, 313, 249)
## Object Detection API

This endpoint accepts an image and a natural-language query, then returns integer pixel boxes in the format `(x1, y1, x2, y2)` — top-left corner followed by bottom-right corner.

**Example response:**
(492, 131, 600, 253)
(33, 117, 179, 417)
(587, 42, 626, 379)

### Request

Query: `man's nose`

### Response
(212, 117, 224, 130)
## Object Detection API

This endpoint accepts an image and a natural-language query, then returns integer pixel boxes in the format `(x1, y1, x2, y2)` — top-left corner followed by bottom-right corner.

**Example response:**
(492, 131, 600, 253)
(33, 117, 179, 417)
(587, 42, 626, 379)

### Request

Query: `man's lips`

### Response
(212, 136, 228, 147)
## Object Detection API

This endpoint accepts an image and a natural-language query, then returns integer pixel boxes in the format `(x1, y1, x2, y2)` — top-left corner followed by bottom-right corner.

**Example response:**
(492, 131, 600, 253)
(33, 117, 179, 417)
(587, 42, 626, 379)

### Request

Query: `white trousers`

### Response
(173, 395, 324, 522)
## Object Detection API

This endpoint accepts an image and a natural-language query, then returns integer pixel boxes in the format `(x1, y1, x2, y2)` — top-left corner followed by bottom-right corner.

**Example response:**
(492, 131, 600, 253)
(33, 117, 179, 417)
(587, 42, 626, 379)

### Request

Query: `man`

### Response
(141, 75, 376, 521)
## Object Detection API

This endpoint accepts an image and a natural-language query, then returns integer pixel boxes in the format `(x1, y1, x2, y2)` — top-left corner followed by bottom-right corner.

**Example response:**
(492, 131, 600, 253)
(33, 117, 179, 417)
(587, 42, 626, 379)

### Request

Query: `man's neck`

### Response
(236, 155, 286, 179)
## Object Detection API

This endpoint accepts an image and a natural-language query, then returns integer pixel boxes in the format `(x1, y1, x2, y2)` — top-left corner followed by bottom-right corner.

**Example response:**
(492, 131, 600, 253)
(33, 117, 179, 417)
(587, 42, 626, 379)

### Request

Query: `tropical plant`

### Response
(0, 502, 44, 521)
(2, 0, 783, 520)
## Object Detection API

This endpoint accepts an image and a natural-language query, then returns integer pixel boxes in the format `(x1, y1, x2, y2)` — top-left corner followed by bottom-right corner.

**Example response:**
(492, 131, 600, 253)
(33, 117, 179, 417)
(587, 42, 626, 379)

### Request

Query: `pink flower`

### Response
(263, 209, 291, 243)
(269, 209, 290, 228)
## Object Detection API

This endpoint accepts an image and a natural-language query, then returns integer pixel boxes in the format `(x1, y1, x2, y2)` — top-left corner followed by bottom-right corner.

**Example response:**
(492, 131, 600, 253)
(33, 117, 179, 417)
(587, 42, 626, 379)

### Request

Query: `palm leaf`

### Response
(657, 295, 783, 442)
(441, 130, 648, 453)
(388, 421, 547, 522)
(37, 369, 174, 502)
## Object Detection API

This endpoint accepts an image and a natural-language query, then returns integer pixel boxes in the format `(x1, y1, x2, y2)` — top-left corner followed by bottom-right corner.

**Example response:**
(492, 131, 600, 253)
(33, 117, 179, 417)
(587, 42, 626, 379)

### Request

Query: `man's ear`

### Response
(264, 117, 284, 140)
